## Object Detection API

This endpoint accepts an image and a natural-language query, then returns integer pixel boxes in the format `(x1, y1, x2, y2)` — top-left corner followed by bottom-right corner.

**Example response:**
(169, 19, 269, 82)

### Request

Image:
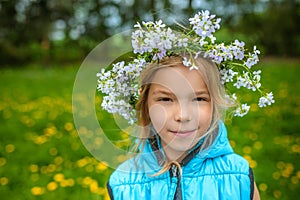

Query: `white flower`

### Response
(258, 92, 275, 107)
(189, 65, 199, 70)
(182, 57, 191, 67)
(225, 93, 237, 105)
(253, 70, 261, 81)
(97, 10, 274, 124)
(177, 37, 188, 47)
(231, 40, 245, 60)
(199, 38, 208, 46)
(154, 20, 166, 28)
(244, 46, 260, 68)
(233, 71, 259, 91)
(220, 68, 238, 84)
(131, 20, 177, 60)
(189, 10, 221, 39)
(234, 104, 250, 117)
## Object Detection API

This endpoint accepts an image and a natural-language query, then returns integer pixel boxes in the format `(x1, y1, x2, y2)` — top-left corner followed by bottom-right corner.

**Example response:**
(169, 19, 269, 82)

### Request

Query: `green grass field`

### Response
(0, 58, 299, 199)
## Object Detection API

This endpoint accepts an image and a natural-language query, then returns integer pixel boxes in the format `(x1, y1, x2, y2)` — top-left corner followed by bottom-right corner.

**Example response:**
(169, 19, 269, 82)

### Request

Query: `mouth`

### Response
(169, 129, 197, 137)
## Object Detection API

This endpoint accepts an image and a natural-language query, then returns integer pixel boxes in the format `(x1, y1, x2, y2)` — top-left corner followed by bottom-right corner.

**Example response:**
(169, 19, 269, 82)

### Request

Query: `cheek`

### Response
(148, 104, 168, 133)
(203, 106, 213, 128)
(196, 105, 213, 127)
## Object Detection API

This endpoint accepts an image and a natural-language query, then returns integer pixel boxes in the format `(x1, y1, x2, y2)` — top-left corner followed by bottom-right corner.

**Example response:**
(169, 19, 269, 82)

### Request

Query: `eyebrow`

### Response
(151, 90, 173, 96)
(194, 91, 210, 95)
(151, 90, 209, 96)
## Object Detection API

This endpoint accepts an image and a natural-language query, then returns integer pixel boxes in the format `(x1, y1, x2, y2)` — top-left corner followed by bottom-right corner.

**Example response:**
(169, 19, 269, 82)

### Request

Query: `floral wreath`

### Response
(97, 10, 275, 125)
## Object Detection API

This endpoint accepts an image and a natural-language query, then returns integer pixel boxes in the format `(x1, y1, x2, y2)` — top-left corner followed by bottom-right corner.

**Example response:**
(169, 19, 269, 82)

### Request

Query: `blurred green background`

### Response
(0, 0, 299, 199)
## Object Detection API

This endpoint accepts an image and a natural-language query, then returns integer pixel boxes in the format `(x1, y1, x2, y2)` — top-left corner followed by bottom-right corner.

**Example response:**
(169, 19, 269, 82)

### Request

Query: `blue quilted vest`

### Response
(107, 121, 254, 200)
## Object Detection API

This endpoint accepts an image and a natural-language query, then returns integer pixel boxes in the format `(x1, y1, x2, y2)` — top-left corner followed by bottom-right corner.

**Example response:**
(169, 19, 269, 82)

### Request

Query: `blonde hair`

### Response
(135, 54, 233, 175)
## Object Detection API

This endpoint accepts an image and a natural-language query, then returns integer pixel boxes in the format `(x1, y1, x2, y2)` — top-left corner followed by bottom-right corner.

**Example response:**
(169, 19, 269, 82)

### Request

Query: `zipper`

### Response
(169, 164, 182, 200)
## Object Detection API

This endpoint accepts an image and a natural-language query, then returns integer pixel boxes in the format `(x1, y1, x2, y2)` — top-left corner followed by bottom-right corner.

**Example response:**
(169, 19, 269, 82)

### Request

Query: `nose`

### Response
(174, 102, 192, 122)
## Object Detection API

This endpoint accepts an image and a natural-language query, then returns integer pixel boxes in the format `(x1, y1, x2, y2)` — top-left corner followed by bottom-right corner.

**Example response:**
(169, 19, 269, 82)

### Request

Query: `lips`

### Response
(169, 129, 197, 137)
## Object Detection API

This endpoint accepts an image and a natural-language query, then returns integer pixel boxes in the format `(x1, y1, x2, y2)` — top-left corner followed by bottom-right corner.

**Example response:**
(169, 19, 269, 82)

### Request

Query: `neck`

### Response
(162, 143, 188, 163)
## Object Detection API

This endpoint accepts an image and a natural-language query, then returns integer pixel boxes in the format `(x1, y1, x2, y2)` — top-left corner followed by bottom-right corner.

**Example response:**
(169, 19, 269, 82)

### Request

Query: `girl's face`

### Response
(147, 65, 212, 161)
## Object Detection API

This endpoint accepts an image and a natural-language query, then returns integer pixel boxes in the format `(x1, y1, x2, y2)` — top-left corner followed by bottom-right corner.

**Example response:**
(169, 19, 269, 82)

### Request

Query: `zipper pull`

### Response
(170, 163, 178, 178)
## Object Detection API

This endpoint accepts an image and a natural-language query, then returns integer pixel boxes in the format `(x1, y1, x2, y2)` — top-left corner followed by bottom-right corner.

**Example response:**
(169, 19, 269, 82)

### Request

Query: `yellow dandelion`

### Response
(243, 155, 251, 163)
(49, 148, 58, 156)
(89, 181, 99, 193)
(31, 186, 45, 196)
(64, 122, 74, 132)
(70, 130, 78, 138)
(242, 146, 252, 154)
(276, 161, 285, 170)
(297, 171, 300, 178)
(47, 164, 56, 173)
(258, 183, 268, 192)
(44, 126, 57, 137)
(54, 156, 64, 165)
(54, 173, 64, 182)
(96, 162, 108, 171)
(85, 165, 94, 173)
(77, 158, 88, 168)
(34, 135, 47, 145)
(60, 179, 68, 187)
(229, 140, 236, 148)
(60, 178, 75, 187)
(0, 177, 8, 186)
(47, 181, 58, 191)
(82, 176, 93, 185)
(291, 144, 300, 153)
(29, 164, 39, 173)
(272, 171, 281, 180)
(243, 155, 257, 168)
(65, 178, 75, 187)
(273, 190, 282, 199)
(20, 115, 35, 127)
(0, 157, 7, 167)
(281, 163, 294, 178)
(5, 144, 15, 153)
(40, 166, 48, 174)
(248, 132, 258, 141)
(253, 141, 263, 150)
(250, 160, 257, 168)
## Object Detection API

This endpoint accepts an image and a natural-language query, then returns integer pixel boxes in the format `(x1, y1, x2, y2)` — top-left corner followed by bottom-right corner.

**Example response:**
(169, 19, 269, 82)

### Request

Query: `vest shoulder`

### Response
(220, 153, 249, 171)
(108, 156, 164, 187)
(205, 153, 250, 174)
(187, 153, 250, 176)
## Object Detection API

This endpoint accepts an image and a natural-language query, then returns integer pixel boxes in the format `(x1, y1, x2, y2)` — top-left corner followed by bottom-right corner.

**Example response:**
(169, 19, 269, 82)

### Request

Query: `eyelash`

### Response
(193, 97, 208, 102)
(157, 97, 173, 102)
(157, 97, 208, 102)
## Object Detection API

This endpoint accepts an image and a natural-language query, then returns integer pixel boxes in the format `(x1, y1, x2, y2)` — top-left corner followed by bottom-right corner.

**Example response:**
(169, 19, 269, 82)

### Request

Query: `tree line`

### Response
(0, 0, 299, 66)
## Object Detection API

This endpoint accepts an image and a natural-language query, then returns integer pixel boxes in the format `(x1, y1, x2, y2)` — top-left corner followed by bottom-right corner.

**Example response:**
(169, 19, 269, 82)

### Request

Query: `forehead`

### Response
(149, 66, 208, 95)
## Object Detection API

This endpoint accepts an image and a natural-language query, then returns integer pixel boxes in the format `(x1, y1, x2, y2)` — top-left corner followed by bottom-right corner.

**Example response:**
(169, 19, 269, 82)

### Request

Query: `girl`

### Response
(105, 55, 260, 200)
(97, 10, 273, 200)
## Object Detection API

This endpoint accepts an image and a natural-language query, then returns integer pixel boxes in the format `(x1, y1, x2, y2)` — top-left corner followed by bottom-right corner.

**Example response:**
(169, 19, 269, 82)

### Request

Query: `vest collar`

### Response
(147, 121, 233, 168)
